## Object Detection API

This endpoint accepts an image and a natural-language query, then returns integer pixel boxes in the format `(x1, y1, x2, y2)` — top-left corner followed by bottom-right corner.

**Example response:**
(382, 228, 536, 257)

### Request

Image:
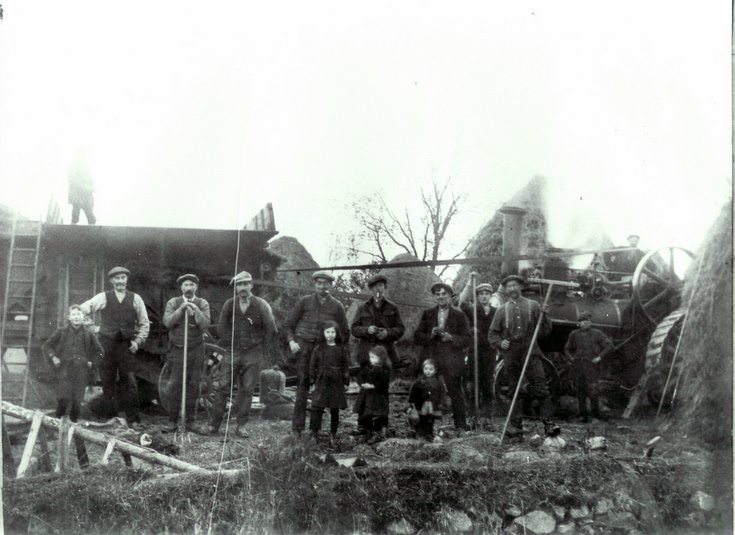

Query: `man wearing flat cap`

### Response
(351, 273, 405, 370)
(414, 281, 471, 435)
(285, 270, 350, 436)
(459, 274, 497, 418)
(489, 274, 558, 438)
(80, 266, 150, 425)
(160, 274, 211, 431)
(564, 310, 614, 422)
(205, 271, 277, 437)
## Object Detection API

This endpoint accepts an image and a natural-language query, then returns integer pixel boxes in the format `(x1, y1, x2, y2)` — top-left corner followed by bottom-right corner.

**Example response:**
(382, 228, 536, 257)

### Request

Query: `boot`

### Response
(544, 423, 561, 437)
(329, 433, 337, 449)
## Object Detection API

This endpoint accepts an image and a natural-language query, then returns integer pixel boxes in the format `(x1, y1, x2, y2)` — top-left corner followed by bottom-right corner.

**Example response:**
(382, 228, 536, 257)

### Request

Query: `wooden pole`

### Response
(15, 411, 43, 478)
(2, 401, 207, 473)
(499, 284, 555, 446)
(178, 313, 189, 441)
(471, 274, 479, 417)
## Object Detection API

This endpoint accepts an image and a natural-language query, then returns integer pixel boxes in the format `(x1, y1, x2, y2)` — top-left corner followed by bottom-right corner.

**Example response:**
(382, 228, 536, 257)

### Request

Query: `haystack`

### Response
(674, 202, 732, 446)
(346, 253, 440, 366)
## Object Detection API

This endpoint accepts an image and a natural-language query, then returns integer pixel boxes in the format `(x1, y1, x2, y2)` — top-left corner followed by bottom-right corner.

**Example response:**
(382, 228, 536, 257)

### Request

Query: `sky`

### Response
(0, 2, 731, 275)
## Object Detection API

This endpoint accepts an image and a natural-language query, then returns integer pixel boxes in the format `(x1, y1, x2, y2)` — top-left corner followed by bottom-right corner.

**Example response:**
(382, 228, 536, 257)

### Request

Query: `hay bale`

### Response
(675, 202, 732, 446)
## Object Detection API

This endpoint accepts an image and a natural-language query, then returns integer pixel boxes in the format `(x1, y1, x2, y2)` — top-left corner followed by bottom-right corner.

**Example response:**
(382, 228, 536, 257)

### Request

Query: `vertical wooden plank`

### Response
(1, 416, 15, 478)
(121, 452, 133, 468)
(37, 425, 53, 473)
(74, 436, 89, 468)
(101, 439, 116, 465)
(15, 412, 43, 478)
(55, 416, 69, 472)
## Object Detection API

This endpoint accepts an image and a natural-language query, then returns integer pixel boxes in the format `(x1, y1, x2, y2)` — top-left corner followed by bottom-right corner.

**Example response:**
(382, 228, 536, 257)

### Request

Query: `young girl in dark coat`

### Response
(41, 305, 104, 422)
(409, 359, 443, 440)
(309, 321, 351, 446)
(354, 345, 390, 444)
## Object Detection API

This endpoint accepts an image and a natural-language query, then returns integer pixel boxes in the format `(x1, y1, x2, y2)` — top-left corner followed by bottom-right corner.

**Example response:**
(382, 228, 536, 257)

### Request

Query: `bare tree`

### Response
(338, 178, 470, 276)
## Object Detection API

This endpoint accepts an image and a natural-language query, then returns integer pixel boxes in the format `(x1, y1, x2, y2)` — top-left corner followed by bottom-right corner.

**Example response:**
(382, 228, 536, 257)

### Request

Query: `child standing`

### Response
(353, 345, 390, 444)
(409, 359, 443, 440)
(309, 321, 351, 446)
(42, 305, 104, 422)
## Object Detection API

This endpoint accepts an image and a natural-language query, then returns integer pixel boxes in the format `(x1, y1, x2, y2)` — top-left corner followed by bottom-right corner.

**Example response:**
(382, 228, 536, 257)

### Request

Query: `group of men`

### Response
(77, 263, 613, 440)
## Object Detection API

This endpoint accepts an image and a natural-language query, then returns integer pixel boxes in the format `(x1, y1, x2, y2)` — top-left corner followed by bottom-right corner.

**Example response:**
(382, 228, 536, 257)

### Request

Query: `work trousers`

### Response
(502, 344, 551, 429)
(99, 335, 140, 423)
(161, 343, 205, 424)
(467, 345, 496, 417)
(357, 415, 388, 434)
(443, 373, 467, 430)
(310, 407, 340, 434)
(210, 345, 266, 429)
(55, 362, 89, 422)
(292, 339, 316, 433)
(571, 360, 601, 418)
(71, 202, 96, 224)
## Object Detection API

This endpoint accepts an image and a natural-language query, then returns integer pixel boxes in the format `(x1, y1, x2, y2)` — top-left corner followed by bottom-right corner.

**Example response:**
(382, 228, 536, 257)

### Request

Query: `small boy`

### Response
(42, 305, 104, 422)
(564, 311, 614, 422)
(408, 359, 444, 440)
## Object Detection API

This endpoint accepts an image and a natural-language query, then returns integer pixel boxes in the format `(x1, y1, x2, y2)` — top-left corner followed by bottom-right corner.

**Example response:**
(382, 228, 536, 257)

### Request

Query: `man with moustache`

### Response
(488, 275, 560, 439)
(414, 282, 471, 435)
(351, 273, 405, 370)
(285, 270, 350, 436)
(204, 271, 277, 437)
(80, 266, 150, 425)
(161, 274, 211, 431)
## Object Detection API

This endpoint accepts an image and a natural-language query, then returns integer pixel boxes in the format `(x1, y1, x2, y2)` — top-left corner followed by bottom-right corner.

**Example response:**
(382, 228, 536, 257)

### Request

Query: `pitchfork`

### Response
(176, 309, 191, 443)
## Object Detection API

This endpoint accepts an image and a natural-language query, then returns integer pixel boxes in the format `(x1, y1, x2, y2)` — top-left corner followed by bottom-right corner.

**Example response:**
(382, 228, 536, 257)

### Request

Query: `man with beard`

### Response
(351, 273, 405, 370)
(285, 270, 350, 436)
(459, 275, 497, 418)
(80, 267, 150, 425)
(204, 271, 277, 437)
(414, 282, 471, 435)
(161, 274, 211, 431)
(488, 275, 560, 439)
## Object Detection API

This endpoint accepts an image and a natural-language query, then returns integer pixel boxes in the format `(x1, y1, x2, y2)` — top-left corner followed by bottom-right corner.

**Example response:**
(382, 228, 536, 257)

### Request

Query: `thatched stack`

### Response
(346, 253, 440, 365)
(674, 202, 732, 446)
(454, 175, 551, 291)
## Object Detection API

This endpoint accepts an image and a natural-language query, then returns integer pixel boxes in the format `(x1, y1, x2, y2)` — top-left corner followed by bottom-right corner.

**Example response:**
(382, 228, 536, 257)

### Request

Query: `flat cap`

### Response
(500, 274, 526, 287)
(230, 271, 253, 285)
(367, 274, 388, 287)
(312, 270, 335, 282)
(431, 282, 454, 295)
(107, 266, 130, 278)
(177, 274, 199, 285)
(475, 283, 494, 294)
(578, 311, 593, 321)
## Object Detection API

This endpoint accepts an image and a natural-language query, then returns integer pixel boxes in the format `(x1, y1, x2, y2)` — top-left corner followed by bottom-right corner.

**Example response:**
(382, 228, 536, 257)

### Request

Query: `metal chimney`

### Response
(500, 206, 527, 276)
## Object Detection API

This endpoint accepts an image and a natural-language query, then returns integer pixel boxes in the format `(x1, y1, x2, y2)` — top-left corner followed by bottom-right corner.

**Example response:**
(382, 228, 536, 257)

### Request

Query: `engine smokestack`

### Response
(500, 206, 527, 276)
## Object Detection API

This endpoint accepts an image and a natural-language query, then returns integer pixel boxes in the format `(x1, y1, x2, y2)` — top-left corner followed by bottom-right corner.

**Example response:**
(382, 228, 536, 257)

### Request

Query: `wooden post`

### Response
(16, 411, 43, 478)
(2, 416, 15, 478)
(37, 426, 53, 472)
(101, 439, 116, 465)
(55, 416, 69, 472)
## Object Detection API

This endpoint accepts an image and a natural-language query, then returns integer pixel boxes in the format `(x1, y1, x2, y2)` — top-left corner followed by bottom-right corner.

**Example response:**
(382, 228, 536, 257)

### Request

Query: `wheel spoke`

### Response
(642, 287, 673, 312)
(643, 267, 668, 285)
(669, 248, 675, 279)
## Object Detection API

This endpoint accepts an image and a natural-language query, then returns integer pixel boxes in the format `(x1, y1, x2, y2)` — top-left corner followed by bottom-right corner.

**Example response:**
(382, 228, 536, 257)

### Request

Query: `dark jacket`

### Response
(218, 295, 277, 353)
(350, 297, 405, 365)
(413, 306, 471, 377)
(42, 324, 104, 367)
(285, 293, 350, 344)
(409, 375, 443, 410)
(309, 344, 350, 409)
(353, 364, 390, 417)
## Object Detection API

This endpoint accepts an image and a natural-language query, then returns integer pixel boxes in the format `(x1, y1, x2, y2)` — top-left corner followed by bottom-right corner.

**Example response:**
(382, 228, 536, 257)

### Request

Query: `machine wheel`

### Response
(493, 356, 560, 418)
(632, 247, 694, 324)
(644, 309, 686, 409)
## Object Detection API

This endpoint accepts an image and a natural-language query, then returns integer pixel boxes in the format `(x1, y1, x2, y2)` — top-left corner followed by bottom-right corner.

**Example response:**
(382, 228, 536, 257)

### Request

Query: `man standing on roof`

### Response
(351, 273, 405, 370)
(160, 274, 211, 432)
(488, 274, 560, 439)
(80, 267, 150, 425)
(414, 281, 471, 435)
(204, 271, 277, 437)
(285, 271, 350, 436)
(459, 274, 497, 418)
(564, 311, 614, 422)
(67, 147, 97, 225)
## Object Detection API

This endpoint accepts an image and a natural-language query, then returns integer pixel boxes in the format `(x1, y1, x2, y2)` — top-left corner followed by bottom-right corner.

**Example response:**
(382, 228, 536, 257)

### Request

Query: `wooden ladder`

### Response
(1, 216, 42, 407)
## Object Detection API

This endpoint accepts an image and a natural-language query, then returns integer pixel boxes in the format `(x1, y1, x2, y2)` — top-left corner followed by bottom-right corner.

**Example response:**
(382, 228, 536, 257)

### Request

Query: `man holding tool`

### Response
(489, 274, 560, 439)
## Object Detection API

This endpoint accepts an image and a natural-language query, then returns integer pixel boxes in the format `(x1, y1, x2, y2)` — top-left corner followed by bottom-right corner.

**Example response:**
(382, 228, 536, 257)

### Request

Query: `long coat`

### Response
(309, 344, 350, 409)
(413, 306, 471, 377)
(353, 364, 390, 417)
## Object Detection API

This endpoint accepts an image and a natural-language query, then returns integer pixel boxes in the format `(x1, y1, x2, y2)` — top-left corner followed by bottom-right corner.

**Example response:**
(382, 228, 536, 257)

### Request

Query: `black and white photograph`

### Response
(0, 2, 731, 534)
